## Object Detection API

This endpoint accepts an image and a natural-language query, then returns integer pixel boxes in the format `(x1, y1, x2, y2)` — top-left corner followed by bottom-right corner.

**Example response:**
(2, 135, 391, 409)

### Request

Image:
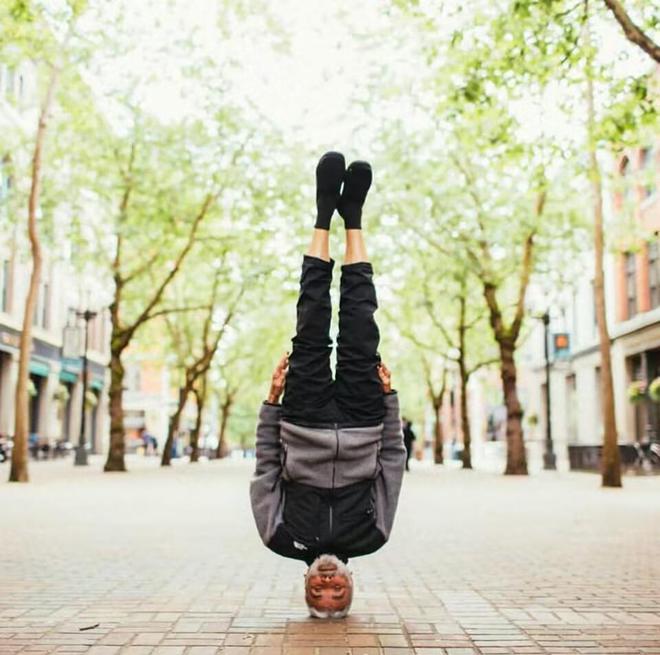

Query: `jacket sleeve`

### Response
(249, 402, 284, 545)
(374, 391, 406, 540)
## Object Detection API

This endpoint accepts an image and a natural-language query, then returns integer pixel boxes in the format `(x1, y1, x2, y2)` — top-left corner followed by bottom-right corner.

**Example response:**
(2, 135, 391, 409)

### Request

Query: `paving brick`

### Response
(0, 458, 659, 655)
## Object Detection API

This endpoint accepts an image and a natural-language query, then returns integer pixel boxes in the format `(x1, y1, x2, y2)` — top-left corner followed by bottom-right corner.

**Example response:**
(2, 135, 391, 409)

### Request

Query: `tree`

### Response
(105, 129, 214, 472)
(189, 375, 207, 463)
(421, 278, 497, 469)
(585, 5, 623, 487)
(205, 289, 297, 457)
(421, 358, 448, 465)
(383, 243, 496, 469)
(10, 63, 58, 483)
(2, 0, 89, 482)
(161, 269, 243, 467)
(215, 377, 239, 459)
(391, 1, 601, 477)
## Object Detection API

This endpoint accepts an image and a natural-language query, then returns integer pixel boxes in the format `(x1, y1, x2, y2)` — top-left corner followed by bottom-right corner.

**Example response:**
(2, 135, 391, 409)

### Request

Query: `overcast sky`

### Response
(81, 0, 651, 161)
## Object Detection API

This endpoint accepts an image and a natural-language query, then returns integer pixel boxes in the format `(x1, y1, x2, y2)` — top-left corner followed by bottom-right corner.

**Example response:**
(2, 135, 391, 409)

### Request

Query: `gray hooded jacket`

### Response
(249, 392, 406, 560)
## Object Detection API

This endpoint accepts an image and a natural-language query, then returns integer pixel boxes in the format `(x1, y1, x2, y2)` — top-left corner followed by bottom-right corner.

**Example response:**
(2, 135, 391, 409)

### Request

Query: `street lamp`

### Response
(74, 309, 98, 467)
(540, 311, 557, 471)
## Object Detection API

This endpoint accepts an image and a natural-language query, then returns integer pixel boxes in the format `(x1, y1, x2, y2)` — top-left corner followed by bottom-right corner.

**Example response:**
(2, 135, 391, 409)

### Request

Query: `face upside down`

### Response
(304, 554, 353, 618)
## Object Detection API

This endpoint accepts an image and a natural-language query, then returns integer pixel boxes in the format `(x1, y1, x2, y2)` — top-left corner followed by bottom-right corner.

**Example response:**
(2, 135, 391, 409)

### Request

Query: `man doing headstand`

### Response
(250, 152, 406, 618)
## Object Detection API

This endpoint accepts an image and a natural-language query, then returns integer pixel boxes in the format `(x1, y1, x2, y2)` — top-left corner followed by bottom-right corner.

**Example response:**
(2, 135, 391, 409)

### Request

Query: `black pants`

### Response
(282, 255, 385, 428)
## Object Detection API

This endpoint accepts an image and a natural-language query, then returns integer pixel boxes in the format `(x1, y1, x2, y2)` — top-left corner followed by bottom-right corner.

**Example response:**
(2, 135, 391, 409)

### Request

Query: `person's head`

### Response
(304, 554, 353, 618)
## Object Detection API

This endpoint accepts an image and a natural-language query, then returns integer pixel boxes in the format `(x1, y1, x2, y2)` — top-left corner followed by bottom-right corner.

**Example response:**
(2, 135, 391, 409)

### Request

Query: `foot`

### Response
(315, 151, 345, 230)
(337, 161, 372, 230)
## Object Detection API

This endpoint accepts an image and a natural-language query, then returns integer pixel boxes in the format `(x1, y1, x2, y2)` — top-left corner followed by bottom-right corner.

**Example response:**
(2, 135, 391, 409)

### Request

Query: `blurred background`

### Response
(0, 0, 659, 485)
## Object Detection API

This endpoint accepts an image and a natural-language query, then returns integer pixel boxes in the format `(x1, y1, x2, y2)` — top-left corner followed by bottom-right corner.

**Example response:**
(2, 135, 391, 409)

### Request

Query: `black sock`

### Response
(315, 152, 345, 230)
(337, 161, 372, 230)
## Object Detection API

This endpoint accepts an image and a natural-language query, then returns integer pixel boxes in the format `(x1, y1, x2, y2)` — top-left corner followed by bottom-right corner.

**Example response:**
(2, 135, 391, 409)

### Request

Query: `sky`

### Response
(82, 1, 432, 154)
(79, 0, 651, 162)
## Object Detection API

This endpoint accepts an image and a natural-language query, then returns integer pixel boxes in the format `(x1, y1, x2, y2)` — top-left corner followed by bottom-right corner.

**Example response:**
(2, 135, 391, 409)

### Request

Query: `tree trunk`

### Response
(433, 401, 444, 464)
(10, 262, 40, 483)
(215, 396, 233, 459)
(189, 415, 201, 462)
(162, 385, 189, 466)
(499, 339, 527, 475)
(104, 346, 127, 471)
(189, 386, 205, 463)
(10, 67, 60, 483)
(459, 366, 472, 470)
(102, 176, 210, 473)
(585, 33, 622, 487)
(457, 292, 473, 469)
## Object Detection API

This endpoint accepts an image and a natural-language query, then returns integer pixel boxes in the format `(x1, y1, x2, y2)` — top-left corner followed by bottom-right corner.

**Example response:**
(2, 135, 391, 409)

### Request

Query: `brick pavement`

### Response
(1, 456, 659, 655)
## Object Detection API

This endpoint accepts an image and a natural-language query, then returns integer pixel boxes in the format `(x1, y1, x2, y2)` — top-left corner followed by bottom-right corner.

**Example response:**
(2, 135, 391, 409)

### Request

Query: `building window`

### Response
(594, 366, 603, 438)
(0, 260, 9, 312)
(33, 281, 50, 329)
(590, 279, 598, 334)
(565, 374, 577, 443)
(625, 252, 637, 319)
(125, 365, 141, 392)
(3, 65, 16, 98)
(641, 146, 657, 199)
(41, 282, 49, 328)
(649, 239, 660, 309)
(620, 155, 633, 206)
(0, 155, 11, 202)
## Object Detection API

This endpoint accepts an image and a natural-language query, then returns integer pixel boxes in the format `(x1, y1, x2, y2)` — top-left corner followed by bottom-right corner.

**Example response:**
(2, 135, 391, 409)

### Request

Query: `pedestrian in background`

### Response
(402, 417, 416, 471)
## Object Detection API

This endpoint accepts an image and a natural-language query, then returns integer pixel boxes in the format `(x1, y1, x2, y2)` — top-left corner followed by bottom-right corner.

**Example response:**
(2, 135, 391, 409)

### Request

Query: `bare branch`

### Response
(400, 217, 454, 258)
(466, 357, 499, 378)
(511, 191, 544, 341)
(145, 304, 212, 322)
(451, 153, 494, 269)
(602, 0, 660, 63)
(122, 250, 160, 286)
(421, 279, 456, 351)
(112, 140, 137, 292)
(124, 192, 215, 342)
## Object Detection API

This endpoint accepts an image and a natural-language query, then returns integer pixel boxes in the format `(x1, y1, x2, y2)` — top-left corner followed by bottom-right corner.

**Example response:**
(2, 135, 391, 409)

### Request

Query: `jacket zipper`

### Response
(329, 423, 339, 537)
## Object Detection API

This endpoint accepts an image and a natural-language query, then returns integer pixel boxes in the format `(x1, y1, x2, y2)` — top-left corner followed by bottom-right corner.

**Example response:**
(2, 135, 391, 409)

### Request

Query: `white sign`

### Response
(62, 326, 82, 359)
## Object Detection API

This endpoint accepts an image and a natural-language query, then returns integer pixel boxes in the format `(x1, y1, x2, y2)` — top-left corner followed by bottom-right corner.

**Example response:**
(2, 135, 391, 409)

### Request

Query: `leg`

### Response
(282, 152, 346, 425)
(308, 228, 330, 262)
(344, 229, 368, 264)
(334, 232, 385, 426)
(281, 232, 336, 425)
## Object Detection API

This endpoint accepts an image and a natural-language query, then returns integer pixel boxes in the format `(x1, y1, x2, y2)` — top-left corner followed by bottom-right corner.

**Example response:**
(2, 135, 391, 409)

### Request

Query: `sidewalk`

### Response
(0, 456, 659, 654)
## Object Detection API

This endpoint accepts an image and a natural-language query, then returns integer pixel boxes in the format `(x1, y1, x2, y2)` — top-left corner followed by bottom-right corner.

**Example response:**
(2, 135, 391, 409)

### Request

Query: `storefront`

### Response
(28, 359, 50, 440)
(57, 360, 80, 442)
(627, 346, 660, 443)
(87, 362, 106, 454)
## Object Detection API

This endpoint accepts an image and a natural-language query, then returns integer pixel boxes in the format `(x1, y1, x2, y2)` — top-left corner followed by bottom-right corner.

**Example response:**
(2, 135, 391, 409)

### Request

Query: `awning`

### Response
(59, 370, 78, 384)
(90, 378, 104, 391)
(29, 361, 50, 377)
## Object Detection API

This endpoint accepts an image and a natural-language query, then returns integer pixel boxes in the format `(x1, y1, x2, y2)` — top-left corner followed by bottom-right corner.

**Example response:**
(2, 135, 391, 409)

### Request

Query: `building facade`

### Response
(522, 140, 660, 471)
(0, 60, 110, 456)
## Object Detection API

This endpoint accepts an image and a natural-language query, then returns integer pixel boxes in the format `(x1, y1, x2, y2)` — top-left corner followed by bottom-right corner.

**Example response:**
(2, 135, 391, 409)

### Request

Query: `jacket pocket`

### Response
(333, 480, 377, 527)
(331, 480, 384, 558)
(282, 481, 321, 546)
